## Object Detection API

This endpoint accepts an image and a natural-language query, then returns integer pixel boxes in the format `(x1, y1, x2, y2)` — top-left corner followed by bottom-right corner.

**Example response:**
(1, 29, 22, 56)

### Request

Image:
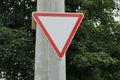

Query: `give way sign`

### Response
(32, 12, 84, 59)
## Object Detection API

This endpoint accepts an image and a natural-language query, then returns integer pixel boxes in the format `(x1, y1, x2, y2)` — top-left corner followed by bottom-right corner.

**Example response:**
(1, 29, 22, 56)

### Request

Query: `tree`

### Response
(0, 0, 36, 29)
(66, 0, 120, 80)
(0, 27, 35, 80)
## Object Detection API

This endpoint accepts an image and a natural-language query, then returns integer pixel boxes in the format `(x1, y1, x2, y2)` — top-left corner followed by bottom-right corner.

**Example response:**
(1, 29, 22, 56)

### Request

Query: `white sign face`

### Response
(32, 12, 84, 59)
(40, 16, 78, 52)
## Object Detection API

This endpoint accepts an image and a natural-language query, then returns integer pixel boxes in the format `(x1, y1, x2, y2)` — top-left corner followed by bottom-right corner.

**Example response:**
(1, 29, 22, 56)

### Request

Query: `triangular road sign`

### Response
(32, 12, 84, 59)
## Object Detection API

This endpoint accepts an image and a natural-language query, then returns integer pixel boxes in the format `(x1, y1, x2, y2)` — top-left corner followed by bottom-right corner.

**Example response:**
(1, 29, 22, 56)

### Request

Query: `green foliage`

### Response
(67, 52, 120, 80)
(0, 27, 35, 80)
(0, 0, 36, 28)
(66, 0, 120, 80)
(71, 52, 118, 69)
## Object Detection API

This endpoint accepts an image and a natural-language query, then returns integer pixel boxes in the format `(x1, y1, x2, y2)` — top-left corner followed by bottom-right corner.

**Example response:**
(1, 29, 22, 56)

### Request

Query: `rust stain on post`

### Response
(32, 17, 36, 30)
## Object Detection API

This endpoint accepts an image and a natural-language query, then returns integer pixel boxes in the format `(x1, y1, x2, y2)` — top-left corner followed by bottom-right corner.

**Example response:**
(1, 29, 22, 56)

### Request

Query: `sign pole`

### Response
(34, 0, 66, 80)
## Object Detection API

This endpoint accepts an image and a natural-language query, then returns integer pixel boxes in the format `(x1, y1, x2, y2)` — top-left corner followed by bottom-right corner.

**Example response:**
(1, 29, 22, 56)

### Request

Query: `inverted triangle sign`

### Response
(32, 12, 84, 59)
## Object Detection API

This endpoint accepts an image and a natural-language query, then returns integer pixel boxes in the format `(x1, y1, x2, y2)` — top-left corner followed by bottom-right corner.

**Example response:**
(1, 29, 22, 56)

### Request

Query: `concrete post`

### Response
(34, 0, 66, 80)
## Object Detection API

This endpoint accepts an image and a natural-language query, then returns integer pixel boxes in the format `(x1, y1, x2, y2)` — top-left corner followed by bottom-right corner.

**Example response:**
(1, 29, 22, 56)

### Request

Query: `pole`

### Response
(34, 0, 66, 80)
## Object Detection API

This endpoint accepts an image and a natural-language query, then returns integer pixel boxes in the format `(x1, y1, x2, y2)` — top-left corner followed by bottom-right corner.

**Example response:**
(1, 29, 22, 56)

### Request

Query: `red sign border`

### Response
(32, 12, 84, 59)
